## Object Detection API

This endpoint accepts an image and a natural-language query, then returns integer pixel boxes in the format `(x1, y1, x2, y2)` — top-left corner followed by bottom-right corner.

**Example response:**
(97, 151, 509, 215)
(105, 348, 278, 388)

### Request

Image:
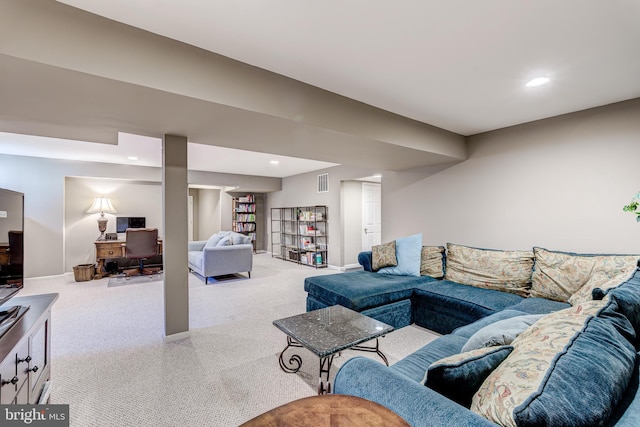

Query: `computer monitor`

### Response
(116, 217, 146, 233)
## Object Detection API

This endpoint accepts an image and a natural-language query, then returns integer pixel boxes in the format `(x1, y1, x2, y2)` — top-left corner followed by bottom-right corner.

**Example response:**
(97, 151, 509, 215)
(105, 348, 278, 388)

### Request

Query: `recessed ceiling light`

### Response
(525, 77, 550, 88)
(127, 156, 138, 160)
(270, 160, 279, 165)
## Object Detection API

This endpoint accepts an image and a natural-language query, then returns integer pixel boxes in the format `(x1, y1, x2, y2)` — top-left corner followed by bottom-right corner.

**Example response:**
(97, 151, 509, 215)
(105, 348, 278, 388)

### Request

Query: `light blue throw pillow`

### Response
(461, 314, 544, 352)
(216, 236, 232, 247)
(378, 233, 422, 277)
(204, 232, 225, 248)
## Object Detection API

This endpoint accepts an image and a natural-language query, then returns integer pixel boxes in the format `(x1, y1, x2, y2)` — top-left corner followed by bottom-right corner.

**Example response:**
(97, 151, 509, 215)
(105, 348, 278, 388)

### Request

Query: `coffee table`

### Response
(273, 305, 393, 394)
(240, 394, 410, 426)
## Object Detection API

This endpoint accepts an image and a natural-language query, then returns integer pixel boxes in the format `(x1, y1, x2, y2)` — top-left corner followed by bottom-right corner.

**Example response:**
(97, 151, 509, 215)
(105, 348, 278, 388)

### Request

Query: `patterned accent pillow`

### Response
(444, 243, 534, 297)
(420, 246, 445, 278)
(424, 345, 513, 408)
(470, 300, 618, 426)
(568, 267, 637, 305)
(530, 247, 640, 302)
(371, 240, 397, 271)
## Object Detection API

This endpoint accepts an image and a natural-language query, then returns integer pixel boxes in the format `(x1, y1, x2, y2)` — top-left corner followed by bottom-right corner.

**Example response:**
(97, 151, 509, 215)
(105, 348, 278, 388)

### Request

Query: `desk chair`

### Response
(124, 228, 160, 276)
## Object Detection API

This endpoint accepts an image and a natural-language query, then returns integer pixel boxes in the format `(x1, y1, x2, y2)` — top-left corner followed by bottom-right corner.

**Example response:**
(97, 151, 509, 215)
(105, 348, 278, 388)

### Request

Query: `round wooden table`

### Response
(240, 394, 410, 427)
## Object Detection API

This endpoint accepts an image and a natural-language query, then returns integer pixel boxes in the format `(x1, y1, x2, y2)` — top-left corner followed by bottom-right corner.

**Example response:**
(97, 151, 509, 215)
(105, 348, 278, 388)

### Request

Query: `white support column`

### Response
(162, 134, 190, 340)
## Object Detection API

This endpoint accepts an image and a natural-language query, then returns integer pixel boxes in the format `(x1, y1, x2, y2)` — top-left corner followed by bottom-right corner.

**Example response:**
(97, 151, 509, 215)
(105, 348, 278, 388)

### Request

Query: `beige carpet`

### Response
(19, 254, 438, 426)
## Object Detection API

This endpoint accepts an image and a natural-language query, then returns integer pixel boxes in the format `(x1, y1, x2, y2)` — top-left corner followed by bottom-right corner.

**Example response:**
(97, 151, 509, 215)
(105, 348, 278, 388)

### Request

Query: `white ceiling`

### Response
(0, 132, 337, 178)
(56, 0, 640, 135)
(5, 1, 640, 177)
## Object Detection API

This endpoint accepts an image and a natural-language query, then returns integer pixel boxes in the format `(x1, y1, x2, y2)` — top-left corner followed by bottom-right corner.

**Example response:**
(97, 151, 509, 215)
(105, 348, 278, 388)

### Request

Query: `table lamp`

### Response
(86, 196, 117, 241)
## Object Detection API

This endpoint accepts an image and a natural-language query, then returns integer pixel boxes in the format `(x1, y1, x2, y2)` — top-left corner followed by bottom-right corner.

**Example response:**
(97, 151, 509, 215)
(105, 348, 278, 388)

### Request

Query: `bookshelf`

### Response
(232, 195, 257, 252)
(271, 206, 327, 268)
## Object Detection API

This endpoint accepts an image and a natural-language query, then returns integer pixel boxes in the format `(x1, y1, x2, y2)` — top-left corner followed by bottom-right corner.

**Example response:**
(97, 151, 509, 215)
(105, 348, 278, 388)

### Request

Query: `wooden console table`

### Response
(94, 240, 162, 278)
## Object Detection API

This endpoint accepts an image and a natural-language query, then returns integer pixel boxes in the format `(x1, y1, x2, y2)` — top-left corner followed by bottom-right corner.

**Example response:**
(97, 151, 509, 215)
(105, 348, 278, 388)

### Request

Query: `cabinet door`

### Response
(0, 353, 17, 404)
(28, 319, 49, 403)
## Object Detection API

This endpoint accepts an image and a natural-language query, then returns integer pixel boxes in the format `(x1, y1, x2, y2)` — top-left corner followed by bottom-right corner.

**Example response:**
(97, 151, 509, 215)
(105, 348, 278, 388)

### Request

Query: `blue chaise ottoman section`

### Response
(304, 270, 434, 328)
(411, 280, 524, 334)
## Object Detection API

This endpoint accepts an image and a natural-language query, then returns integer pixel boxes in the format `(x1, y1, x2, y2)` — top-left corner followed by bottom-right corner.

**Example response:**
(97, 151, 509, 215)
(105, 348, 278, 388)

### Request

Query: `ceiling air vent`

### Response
(317, 173, 329, 193)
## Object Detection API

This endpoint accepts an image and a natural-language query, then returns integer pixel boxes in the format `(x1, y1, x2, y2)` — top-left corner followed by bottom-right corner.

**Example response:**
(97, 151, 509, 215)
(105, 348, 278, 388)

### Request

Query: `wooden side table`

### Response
(239, 395, 409, 427)
(94, 239, 163, 278)
(94, 241, 125, 278)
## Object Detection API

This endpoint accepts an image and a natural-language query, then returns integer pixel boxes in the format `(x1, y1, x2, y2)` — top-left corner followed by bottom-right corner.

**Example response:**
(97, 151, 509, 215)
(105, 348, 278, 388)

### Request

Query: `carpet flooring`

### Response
(18, 254, 438, 426)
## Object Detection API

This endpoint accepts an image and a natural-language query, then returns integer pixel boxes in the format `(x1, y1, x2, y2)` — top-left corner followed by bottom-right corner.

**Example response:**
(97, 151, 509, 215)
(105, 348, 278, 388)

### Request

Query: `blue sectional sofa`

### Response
(305, 251, 566, 334)
(304, 245, 640, 426)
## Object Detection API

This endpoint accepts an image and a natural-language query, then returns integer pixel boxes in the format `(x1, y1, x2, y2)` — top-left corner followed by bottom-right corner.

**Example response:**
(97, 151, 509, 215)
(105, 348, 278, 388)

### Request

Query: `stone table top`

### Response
(272, 305, 393, 358)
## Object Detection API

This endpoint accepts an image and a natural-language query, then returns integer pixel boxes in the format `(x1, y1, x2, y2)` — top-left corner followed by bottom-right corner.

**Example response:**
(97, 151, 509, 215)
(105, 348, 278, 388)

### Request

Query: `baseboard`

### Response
(164, 330, 191, 343)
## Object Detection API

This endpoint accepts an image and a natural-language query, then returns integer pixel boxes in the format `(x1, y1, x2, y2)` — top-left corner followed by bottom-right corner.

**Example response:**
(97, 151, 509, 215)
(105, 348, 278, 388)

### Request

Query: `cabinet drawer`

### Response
(96, 242, 124, 258)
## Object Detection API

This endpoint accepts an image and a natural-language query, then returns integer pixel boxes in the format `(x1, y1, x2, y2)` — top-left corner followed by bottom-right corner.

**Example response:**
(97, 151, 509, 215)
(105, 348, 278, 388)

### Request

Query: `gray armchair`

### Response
(188, 231, 253, 284)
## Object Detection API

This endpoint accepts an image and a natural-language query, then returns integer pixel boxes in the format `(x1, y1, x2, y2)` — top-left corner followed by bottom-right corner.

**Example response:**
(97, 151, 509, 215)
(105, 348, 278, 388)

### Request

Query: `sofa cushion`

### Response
(471, 299, 636, 426)
(204, 231, 226, 248)
(506, 297, 570, 315)
(216, 236, 231, 247)
(412, 280, 524, 334)
(606, 269, 640, 342)
(460, 314, 543, 352)
(568, 267, 636, 306)
(230, 232, 251, 245)
(304, 270, 433, 312)
(530, 247, 639, 302)
(390, 334, 467, 383)
(425, 345, 514, 408)
(420, 245, 445, 278)
(378, 233, 422, 277)
(372, 240, 397, 271)
(452, 309, 532, 340)
(445, 243, 534, 297)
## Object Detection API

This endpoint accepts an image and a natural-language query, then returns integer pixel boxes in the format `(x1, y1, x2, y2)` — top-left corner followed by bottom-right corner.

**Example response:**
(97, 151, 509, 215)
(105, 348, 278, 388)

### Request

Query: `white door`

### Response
(188, 195, 194, 241)
(362, 182, 381, 251)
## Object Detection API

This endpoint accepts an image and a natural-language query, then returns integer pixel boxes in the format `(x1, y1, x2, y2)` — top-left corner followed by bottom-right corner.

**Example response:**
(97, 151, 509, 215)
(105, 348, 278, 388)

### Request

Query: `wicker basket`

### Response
(73, 264, 95, 282)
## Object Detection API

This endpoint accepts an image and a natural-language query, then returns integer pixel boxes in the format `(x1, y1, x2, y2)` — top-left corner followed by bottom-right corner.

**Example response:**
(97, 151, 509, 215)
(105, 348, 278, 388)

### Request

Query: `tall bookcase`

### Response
(271, 205, 327, 268)
(232, 194, 257, 252)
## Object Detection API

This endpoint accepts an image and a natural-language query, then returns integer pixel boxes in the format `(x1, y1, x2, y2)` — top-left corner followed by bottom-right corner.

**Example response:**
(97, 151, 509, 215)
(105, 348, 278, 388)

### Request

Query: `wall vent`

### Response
(317, 173, 329, 193)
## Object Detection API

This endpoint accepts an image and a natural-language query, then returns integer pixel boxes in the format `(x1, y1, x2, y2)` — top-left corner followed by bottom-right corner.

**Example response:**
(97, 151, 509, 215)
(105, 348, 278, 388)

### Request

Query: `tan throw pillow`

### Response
(568, 267, 637, 305)
(530, 247, 639, 302)
(372, 240, 397, 271)
(444, 243, 534, 297)
(420, 246, 445, 278)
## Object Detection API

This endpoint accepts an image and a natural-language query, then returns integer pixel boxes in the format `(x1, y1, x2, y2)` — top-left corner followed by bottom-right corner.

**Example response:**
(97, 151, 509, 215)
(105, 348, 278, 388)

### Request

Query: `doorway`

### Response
(361, 182, 381, 251)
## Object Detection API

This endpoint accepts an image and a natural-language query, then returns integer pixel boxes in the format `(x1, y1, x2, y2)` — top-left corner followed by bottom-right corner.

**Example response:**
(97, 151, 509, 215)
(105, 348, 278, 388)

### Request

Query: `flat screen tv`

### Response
(0, 188, 24, 307)
(116, 217, 146, 233)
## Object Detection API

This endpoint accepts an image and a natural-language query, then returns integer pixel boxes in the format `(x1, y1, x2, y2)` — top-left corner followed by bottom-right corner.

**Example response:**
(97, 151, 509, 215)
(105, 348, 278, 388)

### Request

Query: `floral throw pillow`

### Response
(372, 240, 397, 271)
(420, 246, 445, 278)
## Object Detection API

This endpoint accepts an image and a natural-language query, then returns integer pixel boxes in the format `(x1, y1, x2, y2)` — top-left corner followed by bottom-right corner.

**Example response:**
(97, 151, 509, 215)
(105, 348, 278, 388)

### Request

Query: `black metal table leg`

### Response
(351, 337, 390, 366)
(278, 336, 304, 373)
(318, 354, 336, 394)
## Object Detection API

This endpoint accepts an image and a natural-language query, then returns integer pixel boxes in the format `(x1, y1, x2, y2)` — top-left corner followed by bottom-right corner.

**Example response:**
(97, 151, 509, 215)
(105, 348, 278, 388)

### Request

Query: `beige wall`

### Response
(64, 177, 163, 272)
(383, 98, 640, 254)
(267, 165, 380, 267)
(341, 181, 365, 267)
(0, 151, 282, 277)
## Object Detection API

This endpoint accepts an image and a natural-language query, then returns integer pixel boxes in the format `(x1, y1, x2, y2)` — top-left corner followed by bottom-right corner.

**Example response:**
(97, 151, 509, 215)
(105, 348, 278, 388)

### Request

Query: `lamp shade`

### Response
(86, 197, 117, 214)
